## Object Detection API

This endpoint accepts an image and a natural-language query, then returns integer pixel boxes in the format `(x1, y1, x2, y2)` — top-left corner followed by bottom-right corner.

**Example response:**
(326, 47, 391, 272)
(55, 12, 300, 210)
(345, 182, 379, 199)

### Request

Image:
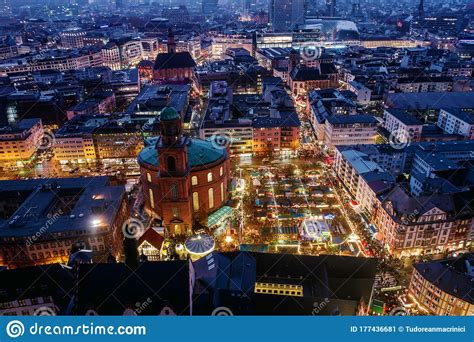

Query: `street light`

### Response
(91, 218, 102, 227)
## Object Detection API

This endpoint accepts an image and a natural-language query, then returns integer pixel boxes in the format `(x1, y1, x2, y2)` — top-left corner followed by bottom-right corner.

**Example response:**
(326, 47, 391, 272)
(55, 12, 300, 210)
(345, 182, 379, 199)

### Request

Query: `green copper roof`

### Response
(160, 107, 180, 121)
(138, 137, 227, 168)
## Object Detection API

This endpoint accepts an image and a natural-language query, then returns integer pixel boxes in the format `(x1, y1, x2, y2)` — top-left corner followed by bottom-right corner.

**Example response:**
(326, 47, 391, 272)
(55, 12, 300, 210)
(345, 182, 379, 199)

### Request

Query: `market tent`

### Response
(207, 206, 233, 227)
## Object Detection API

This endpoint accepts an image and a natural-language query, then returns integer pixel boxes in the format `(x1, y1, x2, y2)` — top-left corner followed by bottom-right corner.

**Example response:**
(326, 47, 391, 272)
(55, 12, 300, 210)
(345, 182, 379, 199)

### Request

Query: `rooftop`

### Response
(386, 92, 474, 110)
(0, 177, 126, 238)
(327, 114, 378, 125)
(138, 137, 227, 169)
(413, 253, 474, 304)
(154, 51, 196, 70)
(442, 108, 474, 124)
(127, 84, 190, 115)
(385, 109, 423, 126)
(192, 252, 377, 315)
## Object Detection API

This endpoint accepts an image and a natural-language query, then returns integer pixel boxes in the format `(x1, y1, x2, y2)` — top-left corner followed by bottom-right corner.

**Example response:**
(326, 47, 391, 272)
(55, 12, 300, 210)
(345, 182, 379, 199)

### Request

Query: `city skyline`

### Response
(0, 0, 472, 318)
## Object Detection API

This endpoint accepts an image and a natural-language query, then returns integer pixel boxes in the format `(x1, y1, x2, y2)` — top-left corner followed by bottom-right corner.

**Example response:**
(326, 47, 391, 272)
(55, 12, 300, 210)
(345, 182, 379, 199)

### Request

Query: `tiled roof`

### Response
(413, 254, 474, 304)
(154, 51, 196, 70)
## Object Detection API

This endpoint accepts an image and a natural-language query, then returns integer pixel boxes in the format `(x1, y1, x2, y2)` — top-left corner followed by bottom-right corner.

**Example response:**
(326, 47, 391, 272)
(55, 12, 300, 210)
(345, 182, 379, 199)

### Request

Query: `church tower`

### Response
(287, 48, 300, 86)
(167, 28, 177, 54)
(155, 107, 193, 236)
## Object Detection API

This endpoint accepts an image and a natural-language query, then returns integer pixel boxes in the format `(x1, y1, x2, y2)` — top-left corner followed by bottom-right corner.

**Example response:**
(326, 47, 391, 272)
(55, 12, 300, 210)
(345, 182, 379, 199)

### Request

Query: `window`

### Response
(170, 184, 178, 200)
(193, 192, 199, 212)
(207, 172, 213, 182)
(167, 156, 176, 172)
(208, 188, 214, 209)
(147, 173, 152, 182)
(221, 182, 224, 202)
(149, 189, 155, 208)
(219, 167, 223, 176)
(172, 207, 179, 217)
(191, 176, 198, 185)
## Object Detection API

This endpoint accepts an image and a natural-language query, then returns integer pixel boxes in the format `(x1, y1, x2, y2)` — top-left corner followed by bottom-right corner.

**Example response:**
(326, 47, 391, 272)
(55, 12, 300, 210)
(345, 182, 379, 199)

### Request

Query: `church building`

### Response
(138, 107, 230, 236)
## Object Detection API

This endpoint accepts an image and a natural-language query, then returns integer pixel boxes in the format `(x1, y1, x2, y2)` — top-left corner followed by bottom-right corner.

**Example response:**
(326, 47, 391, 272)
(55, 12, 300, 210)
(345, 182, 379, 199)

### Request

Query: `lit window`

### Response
(207, 172, 213, 182)
(172, 207, 179, 217)
(149, 189, 155, 208)
(219, 167, 223, 176)
(208, 188, 214, 209)
(147, 173, 152, 182)
(193, 192, 199, 211)
(191, 176, 198, 185)
(221, 182, 224, 202)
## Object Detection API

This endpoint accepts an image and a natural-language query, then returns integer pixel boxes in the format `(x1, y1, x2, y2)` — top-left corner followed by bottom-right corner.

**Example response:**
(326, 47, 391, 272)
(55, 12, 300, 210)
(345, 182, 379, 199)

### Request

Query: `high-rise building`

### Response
(202, 0, 218, 15)
(241, 0, 256, 17)
(326, 0, 336, 17)
(417, 0, 424, 17)
(351, 1, 361, 17)
(269, 0, 305, 32)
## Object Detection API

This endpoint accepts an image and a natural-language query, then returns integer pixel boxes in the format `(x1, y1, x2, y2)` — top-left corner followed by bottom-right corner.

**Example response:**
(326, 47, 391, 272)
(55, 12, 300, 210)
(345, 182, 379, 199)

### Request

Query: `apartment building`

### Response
(200, 79, 300, 156)
(407, 254, 474, 316)
(437, 108, 474, 140)
(383, 109, 423, 142)
(0, 177, 129, 269)
(0, 119, 44, 167)
(324, 115, 378, 150)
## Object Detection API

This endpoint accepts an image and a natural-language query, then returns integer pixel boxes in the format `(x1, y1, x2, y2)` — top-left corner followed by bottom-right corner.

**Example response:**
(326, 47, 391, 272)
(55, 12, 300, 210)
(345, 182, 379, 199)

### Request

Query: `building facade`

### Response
(138, 107, 230, 236)
(437, 108, 474, 140)
(0, 119, 44, 167)
(0, 177, 129, 269)
(407, 254, 474, 316)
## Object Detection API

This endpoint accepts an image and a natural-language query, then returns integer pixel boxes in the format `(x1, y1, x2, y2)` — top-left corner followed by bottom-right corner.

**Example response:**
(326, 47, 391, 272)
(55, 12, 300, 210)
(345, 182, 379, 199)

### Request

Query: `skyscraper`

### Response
(202, 0, 218, 15)
(417, 0, 424, 17)
(326, 0, 336, 17)
(269, 0, 305, 32)
(242, 0, 256, 17)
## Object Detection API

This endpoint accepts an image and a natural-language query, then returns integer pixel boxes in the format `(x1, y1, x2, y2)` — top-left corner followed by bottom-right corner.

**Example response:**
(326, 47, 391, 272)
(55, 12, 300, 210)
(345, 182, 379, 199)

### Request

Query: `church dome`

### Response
(160, 107, 181, 121)
(138, 137, 227, 169)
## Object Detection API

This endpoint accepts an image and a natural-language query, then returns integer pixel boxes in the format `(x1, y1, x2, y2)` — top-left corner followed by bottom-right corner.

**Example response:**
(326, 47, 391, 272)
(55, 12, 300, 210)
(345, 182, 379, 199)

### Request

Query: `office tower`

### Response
(202, 0, 218, 15)
(417, 0, 424, 17)
(326, 0, 335, 17)
(351, 0, 360, 16)
(269, 0, 305, 32)
(242, 0, 256, 17)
